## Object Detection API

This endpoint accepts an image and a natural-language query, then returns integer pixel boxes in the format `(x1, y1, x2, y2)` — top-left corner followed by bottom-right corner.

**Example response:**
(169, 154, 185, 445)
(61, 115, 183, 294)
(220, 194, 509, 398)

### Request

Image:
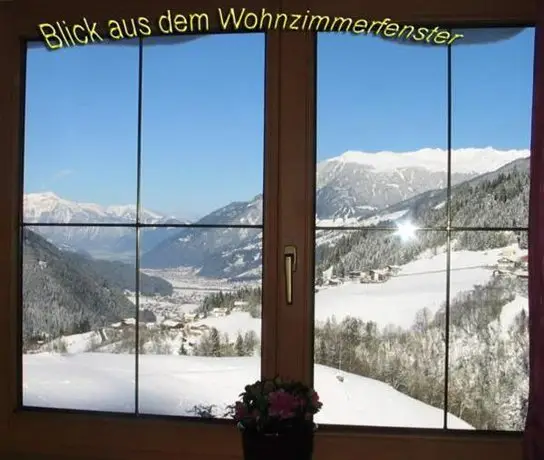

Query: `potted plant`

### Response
(227, 376, 323, 460)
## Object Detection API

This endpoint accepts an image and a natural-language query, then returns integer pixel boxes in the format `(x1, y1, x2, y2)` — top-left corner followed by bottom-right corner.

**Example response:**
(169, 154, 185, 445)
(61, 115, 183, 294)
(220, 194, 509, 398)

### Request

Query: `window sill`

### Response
(2, 409, 524, 460)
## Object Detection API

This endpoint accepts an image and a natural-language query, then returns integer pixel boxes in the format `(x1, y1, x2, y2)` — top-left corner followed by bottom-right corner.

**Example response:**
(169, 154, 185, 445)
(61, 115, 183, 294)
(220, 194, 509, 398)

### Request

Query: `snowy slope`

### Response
(315, 247, 513, 328)
(193, 312, 261, 339)
(22, 354, 472, 429)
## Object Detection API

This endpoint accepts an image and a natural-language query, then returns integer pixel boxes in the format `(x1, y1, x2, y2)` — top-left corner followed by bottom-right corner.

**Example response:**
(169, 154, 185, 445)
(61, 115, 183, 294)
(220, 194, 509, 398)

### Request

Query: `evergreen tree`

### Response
(235, 333, 245, 356)
(243, 330, 258, 355)
(210, 327, 221, 357)
(316, 337, 327, 364)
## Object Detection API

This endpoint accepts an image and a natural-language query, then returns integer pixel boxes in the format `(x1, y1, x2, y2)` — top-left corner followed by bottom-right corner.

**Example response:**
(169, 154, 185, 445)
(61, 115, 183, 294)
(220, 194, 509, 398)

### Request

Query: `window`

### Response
(22, 33, 265, 417)
(0, 0, 538, 459)
(314, 28, 533, 432)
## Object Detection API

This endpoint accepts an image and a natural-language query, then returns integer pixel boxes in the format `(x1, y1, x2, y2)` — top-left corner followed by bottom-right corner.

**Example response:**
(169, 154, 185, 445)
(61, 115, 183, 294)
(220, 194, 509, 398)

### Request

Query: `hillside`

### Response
(22, 229, 171, 347)
(317, 159, 529, 275)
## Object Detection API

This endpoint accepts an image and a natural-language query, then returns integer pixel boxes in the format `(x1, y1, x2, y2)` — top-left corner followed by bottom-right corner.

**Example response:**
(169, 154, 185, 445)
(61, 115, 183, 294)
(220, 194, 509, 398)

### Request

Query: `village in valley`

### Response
(316, 244, 528, 291)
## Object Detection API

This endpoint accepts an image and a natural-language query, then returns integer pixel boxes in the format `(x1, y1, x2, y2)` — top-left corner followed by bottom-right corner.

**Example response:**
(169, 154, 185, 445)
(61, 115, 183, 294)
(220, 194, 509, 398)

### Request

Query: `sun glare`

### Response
(395, 221, 418, 242)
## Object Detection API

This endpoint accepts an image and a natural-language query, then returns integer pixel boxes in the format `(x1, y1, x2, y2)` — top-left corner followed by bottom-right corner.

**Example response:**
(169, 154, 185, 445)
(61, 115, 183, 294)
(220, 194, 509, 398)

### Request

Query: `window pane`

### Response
(23, 41, 139, 236)
(447, 230, 528, 430)
(138, 227, 262, 417)
(315, 34, 447, 231)
(314, 34, 454, 429)
(314, 229, 461, 428)
(22, 226, 137, 412)
(140, 34, 264, 226)
(136, 33, 265, 418)
(451, 28, 534, 229)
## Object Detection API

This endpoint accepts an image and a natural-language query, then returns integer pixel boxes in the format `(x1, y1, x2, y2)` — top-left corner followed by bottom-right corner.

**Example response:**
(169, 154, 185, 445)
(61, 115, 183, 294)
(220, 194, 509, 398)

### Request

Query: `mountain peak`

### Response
(23, 191, 170, 225)
(328, 147, 530, 174)
(26, 191, 61, 200)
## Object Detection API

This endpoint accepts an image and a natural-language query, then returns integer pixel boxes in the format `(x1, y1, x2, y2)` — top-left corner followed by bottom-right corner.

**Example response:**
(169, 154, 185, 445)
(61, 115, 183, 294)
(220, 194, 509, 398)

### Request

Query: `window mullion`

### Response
(444, 36, 453, 430)
(273, 26, 316, 384)
(134, 36, 144, 416)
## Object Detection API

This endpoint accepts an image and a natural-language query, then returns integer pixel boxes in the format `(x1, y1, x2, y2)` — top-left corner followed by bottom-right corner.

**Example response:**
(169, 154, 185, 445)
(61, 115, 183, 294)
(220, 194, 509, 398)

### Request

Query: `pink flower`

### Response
(268, 390, 298, 419)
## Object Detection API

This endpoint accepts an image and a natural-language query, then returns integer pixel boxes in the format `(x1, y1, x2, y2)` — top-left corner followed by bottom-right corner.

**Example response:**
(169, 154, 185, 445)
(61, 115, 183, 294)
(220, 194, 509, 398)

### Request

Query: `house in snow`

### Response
(161, 319, 183, 330)
(387, 265, 401, 275)
(348, 271, 362, 279)
(326, 278, 342, 286)
(111, 318, 146, 330)
(368, 268, 390, 283)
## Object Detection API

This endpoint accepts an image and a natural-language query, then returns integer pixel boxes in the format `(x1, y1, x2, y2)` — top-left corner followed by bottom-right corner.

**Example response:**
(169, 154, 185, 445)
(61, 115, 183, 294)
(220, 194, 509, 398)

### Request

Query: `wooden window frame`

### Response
(0, 0, 537, 459)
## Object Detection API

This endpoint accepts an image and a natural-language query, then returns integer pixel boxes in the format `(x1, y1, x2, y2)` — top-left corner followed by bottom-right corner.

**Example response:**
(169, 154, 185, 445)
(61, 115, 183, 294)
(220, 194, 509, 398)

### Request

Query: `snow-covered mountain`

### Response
(23, 192, 189, 260)
(140, 148, 529, 275)
(140, 195, 263, 278)
(24, 192, 169, 224)
(24, 147, 530, 271)
(315, 147, 529, 220)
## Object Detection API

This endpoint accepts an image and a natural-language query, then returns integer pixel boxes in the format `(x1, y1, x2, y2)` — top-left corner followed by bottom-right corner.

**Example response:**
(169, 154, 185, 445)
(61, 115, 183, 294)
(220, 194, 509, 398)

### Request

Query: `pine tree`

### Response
(315, 266, 324, 286)
(243, 330, 258, 355)
(235, 333, 245, 356)
(210, 327, 221, 357)
(316, 337, 328, 364)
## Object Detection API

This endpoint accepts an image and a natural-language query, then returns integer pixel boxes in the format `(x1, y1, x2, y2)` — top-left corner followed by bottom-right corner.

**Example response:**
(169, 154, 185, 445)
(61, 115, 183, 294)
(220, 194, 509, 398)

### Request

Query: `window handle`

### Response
(284, 245, 297, 305)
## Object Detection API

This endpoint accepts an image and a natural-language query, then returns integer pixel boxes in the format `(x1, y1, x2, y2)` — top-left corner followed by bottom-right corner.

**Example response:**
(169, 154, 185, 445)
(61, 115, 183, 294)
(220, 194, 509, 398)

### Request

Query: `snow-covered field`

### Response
(22, 354, 472, 429)
(193, 311, 261, 339)
(314, 246, 526, 328)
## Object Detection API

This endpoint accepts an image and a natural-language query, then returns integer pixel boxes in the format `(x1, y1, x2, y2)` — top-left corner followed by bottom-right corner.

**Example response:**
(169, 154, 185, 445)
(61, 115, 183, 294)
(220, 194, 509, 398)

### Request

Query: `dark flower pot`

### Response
(240, 422, 315, 460)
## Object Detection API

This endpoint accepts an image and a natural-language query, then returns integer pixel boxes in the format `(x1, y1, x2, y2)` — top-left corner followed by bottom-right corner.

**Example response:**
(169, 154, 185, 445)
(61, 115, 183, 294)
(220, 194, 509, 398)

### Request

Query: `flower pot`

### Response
(240, 422, 315, 460)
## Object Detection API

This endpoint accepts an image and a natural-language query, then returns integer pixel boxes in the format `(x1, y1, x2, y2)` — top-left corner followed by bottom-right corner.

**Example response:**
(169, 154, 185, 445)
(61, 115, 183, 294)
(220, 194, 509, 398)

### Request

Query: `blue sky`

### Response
(24, 28, 534, 219)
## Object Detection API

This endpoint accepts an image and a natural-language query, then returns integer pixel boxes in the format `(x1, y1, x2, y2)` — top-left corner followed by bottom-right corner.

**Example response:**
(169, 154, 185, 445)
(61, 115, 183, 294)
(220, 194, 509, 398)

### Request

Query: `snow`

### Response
(330, 147, 529, 175)
(22, 244, 530, 430)
(315, 247, 517, 329)
(360, 209, 409, 227)
(23, 192, 166, 224)
(499, 296, 528, 331)
(316, 216, 362, 227)
(195, 312, 261, 339)
(39, 331, 102, 354)
(22, 354, 472, 428)
(314, 366, 471, 428)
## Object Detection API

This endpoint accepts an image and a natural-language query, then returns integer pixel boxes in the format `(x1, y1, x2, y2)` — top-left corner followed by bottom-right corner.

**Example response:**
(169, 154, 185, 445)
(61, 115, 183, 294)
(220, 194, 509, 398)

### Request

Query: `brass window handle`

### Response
(284, 245, 297, 305)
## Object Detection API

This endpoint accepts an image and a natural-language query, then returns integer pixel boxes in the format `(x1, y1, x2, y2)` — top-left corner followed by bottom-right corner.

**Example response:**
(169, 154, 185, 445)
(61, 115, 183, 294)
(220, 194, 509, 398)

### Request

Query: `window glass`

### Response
(22, 34, 265, 418)
(313, 28, 532, 431)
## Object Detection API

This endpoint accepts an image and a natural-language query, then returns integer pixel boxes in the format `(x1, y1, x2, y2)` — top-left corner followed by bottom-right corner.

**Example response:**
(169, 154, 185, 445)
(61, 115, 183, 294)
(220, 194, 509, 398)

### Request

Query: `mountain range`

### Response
(23, 192, 189, 261)
(23, 147, 530, 278)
